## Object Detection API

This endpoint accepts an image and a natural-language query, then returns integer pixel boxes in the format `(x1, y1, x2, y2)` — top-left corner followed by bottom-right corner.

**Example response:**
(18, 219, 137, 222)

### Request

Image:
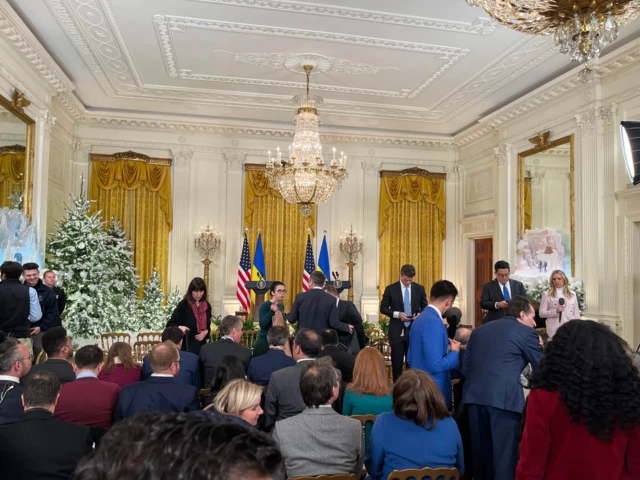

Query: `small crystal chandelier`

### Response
(465, 0, 640, 83)
(265, 65, 347, 217)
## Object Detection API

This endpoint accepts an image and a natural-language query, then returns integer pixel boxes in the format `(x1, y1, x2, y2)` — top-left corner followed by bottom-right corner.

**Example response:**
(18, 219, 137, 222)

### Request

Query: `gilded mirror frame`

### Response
(0, 89, 35, 220)
(517, 132, 575, 275)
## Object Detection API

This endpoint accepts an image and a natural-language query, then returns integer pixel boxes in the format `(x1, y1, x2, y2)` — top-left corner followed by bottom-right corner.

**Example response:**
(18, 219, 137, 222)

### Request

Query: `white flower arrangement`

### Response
(512, 274, 585, 313)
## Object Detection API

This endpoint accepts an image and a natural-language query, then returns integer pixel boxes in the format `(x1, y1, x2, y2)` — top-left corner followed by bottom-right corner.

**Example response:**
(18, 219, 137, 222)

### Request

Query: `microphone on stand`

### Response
(334, 272, 340, 280)
(558, 297, 565, 323)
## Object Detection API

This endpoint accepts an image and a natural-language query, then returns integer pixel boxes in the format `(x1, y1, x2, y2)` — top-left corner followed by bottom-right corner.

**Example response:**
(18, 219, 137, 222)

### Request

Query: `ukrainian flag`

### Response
(317, 233, 331, 280)
(251, 233, 266, 303)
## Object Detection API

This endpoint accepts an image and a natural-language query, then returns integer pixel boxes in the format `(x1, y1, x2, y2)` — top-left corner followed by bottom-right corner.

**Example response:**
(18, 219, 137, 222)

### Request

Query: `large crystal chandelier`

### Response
(466, 0, 640, 83)
(265, 65, 347, 217)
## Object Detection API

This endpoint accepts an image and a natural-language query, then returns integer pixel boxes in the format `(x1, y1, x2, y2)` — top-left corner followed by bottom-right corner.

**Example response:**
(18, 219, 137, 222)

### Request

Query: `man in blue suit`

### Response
(408, 280, 461, 409)
(247, 325, 295, 386)
(115, 342, 200, 421)
(461, 295, 543, 480)
(141, 327, 201, 389)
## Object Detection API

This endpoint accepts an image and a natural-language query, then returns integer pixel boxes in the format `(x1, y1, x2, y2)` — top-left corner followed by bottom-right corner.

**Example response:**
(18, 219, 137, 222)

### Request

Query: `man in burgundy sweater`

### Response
(55, 345, 120, 442)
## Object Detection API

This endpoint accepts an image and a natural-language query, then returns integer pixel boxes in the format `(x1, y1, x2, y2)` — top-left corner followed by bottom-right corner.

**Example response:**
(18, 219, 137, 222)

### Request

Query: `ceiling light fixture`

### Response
(465, 0, 640, 83)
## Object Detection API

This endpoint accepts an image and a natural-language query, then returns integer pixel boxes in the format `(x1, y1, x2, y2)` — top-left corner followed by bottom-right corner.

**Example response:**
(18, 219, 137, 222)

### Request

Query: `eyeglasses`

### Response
(496, 272, 510, 278)
(22, 355, 34, 363)
(173, 359, 183, 365)
(275, 290, 286, 294)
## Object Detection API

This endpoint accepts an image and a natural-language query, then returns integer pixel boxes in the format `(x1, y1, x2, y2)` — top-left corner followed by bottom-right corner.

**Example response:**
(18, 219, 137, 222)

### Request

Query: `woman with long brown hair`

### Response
(365, 369, 464, 480)
(167, 277, 211, 355)
(98, 342, 141, 388)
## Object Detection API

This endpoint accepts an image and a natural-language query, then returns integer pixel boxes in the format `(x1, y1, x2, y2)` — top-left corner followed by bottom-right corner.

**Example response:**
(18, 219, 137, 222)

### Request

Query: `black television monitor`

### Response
(620, 121, 640, 185)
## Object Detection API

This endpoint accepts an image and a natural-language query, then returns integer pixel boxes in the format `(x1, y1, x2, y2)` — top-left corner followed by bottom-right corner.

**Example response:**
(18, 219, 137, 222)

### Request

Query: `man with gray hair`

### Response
(199, 315, 252, 387)
(248, 326, 295, 386)
(0, 338, 33, 425)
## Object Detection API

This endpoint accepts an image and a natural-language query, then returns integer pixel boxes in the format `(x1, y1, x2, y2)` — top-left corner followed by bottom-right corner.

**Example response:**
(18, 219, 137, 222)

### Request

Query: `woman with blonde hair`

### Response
(202, 379, 263, 428)
(539, 269, 581, 339)
(98, 342, 141, 388)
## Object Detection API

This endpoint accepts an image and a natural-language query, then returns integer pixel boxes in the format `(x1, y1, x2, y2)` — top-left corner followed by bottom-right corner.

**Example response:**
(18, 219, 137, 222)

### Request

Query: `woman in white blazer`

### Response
(539, 270, 581, 339)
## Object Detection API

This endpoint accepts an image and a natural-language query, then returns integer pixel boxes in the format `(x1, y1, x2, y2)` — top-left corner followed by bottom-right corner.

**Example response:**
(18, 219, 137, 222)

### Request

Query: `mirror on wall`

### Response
(517, 132, 575, 277)
(0, 89, 35, 219)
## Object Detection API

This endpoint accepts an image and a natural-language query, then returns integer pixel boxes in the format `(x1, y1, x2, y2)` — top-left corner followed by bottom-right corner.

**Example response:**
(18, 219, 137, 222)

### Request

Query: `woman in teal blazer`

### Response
(252, 281, 286, 357)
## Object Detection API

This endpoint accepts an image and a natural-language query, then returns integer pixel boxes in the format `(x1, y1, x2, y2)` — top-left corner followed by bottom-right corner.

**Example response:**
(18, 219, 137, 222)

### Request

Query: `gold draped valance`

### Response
(89, 153, 173, 294)
(0, 149, 25, 210)
(379, 168, 446, 301)
(244, 165, 315, 313)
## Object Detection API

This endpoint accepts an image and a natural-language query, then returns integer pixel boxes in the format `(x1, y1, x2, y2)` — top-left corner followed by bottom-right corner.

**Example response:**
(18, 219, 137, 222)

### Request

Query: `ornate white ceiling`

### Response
(7, 0, 640, 136)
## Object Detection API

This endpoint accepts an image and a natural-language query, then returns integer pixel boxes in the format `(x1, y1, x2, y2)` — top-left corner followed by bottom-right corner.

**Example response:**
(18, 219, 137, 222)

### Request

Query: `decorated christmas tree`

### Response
(139, 267, 166, 331)
(104, 218, 139, 297)
(165, 285, 182, 322)
(47, 195, 122, 338)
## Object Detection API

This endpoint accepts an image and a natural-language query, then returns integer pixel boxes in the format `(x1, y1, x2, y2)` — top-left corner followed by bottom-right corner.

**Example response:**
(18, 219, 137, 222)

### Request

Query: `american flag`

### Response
(237, 234, 251, 311)
(302, 234, 315, 292)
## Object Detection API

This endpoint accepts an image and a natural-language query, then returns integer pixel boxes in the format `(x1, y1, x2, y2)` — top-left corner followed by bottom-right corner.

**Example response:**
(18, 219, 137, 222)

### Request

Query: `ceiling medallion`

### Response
(265, 65, 347, 217)
(465, 0, 640, 83)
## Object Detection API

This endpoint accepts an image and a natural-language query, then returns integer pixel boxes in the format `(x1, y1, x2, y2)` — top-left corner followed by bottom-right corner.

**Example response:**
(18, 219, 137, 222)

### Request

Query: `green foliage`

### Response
(378, 317, 390, 337)
(138, 267, 166, 331)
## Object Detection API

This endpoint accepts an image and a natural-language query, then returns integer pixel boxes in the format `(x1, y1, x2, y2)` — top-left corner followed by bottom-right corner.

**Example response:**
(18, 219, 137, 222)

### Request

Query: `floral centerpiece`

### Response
(512, 274, 585, 313)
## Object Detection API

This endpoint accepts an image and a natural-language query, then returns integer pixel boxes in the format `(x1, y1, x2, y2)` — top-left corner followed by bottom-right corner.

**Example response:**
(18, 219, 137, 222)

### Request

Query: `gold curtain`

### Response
(89, 155, 172, 294)
(524, 177, 532, 232)
(379, 169, 446, 300)
(244, 165, 315, 313)
(0, 150, 25, 209)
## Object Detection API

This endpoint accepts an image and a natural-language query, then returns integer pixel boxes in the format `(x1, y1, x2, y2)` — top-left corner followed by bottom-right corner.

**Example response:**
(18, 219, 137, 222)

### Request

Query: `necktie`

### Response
(403, 286, 411, 327)
(503, 283, 511, 301)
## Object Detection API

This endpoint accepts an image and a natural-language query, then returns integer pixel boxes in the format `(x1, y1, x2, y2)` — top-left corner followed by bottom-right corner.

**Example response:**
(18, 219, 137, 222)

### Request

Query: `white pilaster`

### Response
(444, 164, 462, 291)
(168, 149, 193, 294)
(222, 151, 245, 315)
(494, 143, 516, 265)
(33, 109, 55, 249)
(69, 142, 91, 197)
(360, 158, 381, 321)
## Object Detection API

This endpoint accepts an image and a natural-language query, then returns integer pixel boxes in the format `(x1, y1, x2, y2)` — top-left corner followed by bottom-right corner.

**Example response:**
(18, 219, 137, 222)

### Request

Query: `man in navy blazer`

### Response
(141, 327, 201, 389)
(461, 295, 543, 480)
(115, 342, 199, 421)
(480, 260, 527, 323)
(408, 280, 461, 408)
(247, 326, 295, 386)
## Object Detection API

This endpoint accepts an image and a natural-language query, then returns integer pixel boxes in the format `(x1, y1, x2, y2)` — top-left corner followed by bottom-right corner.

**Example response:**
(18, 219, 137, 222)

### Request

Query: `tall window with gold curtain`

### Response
(0, 145, 25, 209)
(89, 152, 172, 294)
(379, 168, 446, 299)
(244, 164, 315, 313)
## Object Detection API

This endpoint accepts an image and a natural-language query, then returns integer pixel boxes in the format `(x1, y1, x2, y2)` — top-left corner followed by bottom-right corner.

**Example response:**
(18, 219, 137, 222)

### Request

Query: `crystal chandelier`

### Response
(465, 0, 640, 83)
(265, 65, 347, 217)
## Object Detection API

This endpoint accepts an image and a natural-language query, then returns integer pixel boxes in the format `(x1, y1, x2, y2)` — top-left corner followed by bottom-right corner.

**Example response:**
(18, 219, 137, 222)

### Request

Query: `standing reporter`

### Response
(167, 277, 211, 355)
(538, 269, 580, 339)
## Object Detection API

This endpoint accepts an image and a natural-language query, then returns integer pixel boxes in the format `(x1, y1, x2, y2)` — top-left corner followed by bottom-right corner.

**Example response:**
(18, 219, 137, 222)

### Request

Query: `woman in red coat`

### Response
(517, 320, 640, 480)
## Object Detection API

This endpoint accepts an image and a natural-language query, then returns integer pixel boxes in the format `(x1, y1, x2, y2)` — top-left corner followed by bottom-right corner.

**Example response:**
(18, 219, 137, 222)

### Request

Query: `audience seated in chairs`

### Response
(197, 378, 263, 428)
(141, 326, 201, 389)
(517, 320, 640, 480)
(199, 315, 251, 387)
(247, 326, 295, 387)
(273, 357, 364, 480)
(0, 370, 93, 479)
(73, 412, 283, 480)
(115, 342, 200, 420)
(98, 341, 142, 388)
(366, 369, 464, 480)
(26, 326, 75, 384)
(263, 328, 322, 431)
(450, 327, 472, 480)
(0, 338, 32, 425)
(317, 329, 356, 383)
(55, 345, 120, 444)
(201, 354, 246, 406)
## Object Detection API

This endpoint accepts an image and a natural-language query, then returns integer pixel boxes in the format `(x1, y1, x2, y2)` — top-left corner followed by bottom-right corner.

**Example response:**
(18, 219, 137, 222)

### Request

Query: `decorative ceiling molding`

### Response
(188, 0, 497, 35)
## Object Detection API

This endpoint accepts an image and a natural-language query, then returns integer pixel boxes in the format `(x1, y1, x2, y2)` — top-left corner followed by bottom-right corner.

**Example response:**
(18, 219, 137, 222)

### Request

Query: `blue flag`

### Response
(317, 234, 331, 280)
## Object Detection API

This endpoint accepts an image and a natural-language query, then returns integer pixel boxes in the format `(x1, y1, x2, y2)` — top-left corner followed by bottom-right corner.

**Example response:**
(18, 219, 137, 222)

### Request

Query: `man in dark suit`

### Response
(199, 315, 251, 387)
(247, 325, 295, 386)
(55, 345, 120, 439)
(115, 342, 200, 420)
(288, 271, 353, 335)
(0, 370, 93, 479)
(461, 296, 543, 480)
(0, 338, 33, 425)
(142, 327, 201, 389)
(380, 264, 428, 381)
(480, 260, 527, 323)
(43, 270, 67, 315)
(23, 262, 61, 358)
(324, 285, 367, 351)
(26, 326, 75, 384)
(263, 329, 322, 431)
(317, 329, 356, 383)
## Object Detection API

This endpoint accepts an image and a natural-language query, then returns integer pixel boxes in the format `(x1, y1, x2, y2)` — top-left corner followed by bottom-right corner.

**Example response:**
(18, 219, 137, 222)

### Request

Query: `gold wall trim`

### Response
(90, 151, 172, 166)
(380, 167, 446, 179)
(244, 163, 267, 171)
(0, 144, 26, 154)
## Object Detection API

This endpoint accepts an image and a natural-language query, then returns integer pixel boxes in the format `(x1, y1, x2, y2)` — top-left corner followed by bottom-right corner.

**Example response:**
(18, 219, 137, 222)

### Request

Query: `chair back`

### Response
(136, 331, 163, 343)
(101, 332, 131, 352)
(240, 330, 260, 350)
(288, 475, 359, 480)
(132, 340, 158, 362)
(387, 467, 459, 480)
(350, 414, 378, 431)
(35, 350, 48, 365)
(198, 388, 212, 409)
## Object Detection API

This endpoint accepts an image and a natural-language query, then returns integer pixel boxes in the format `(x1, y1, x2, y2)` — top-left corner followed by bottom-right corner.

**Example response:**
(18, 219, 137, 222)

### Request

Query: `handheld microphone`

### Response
(558, 297, 565, 323)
